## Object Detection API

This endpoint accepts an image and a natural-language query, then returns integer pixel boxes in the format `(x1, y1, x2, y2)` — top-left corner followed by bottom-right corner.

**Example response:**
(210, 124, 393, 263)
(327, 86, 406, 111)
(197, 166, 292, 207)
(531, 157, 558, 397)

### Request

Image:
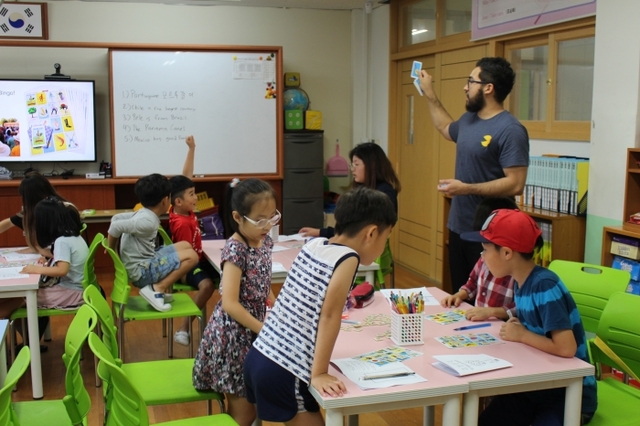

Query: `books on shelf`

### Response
(431, 354, 512, 377)
(518, 156, 589, 216)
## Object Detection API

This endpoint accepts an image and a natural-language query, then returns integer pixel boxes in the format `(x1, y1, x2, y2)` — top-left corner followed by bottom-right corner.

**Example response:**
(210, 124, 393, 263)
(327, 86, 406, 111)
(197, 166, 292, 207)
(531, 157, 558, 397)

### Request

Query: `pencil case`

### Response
(351, 282, 375, 308)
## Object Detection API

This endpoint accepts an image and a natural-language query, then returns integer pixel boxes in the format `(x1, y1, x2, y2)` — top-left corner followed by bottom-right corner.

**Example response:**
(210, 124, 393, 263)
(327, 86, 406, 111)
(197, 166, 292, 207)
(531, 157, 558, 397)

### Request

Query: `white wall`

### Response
(3, 1, 354, 176)
(584, 0, 640, 263)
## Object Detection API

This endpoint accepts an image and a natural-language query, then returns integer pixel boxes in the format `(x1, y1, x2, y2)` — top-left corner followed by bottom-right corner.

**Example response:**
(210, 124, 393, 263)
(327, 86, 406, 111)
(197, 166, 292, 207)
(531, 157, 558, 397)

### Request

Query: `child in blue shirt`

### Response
(462, 209, 597, 425)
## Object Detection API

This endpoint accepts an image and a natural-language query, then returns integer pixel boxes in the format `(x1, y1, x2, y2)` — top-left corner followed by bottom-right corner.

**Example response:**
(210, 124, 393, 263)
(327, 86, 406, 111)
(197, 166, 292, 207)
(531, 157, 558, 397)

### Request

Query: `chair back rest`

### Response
(376, 239, 393, 273)
(157, 226, 173, 246)
(82, 232, 105, 290)
(594, 291, 640, 378)
(62, 304, 98, 426)
(101, 238, 131, 307)
(0, 347, 30, 426)
(88, 333, 151, 426)
(549, 260, 630, 334)
(83, 285, 119, 360)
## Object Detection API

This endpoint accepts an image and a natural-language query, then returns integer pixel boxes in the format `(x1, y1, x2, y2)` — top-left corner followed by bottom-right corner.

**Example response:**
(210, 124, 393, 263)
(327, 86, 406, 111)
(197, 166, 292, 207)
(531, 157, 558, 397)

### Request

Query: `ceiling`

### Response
(74, 0, 388, 9)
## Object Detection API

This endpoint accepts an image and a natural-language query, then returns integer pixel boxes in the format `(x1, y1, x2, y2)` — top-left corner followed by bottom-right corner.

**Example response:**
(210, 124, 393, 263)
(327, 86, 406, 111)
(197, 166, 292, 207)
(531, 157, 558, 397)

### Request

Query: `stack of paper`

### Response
(331, 358, 426, 390)
(272, 262, 287, 274)
(432, 354, 512, 377)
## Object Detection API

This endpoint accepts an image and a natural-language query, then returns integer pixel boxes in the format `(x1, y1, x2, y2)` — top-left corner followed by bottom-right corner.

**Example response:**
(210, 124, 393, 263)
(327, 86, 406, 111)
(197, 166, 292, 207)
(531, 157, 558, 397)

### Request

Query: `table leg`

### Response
(324, 409, 343, 426)
(441, 394, 461, 426)
(462, 391, 479, 426)
(364, 271, 374, 284)
(564, 379, 583, 426)
(423, 406, 435, 426)
(25, 290, 43, 399)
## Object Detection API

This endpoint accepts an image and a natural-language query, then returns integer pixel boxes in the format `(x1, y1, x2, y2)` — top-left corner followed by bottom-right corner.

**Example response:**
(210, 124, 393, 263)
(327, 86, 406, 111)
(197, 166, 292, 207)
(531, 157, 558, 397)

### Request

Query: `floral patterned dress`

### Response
(192, 235, 272, 396)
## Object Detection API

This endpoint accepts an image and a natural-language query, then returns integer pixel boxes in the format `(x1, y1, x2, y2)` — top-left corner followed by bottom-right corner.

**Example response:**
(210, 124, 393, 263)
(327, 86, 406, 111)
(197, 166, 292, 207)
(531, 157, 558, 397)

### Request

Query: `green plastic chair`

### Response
(587, 291, 640, 425)
(10, 304, 98, 426)
(9, 233, 105, 370)
(88, 333, 238, 426)
(548, 260, 630, 337)
(101, 238, 204, 360)
(0, 347, 30, 426)
(83, 285, 224, 422)
(375, 239, 395, 289)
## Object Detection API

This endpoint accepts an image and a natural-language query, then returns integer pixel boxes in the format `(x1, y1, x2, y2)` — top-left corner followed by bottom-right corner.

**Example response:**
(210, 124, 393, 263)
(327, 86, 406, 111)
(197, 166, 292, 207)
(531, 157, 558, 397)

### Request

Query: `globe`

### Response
(283, 88, 310, 111)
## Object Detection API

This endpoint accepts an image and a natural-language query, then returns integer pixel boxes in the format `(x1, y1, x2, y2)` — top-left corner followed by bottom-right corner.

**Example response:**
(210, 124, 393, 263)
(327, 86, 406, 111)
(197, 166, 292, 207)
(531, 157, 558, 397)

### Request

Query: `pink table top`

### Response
(0, 248, 40, 291)
(320, 287, 593, 408)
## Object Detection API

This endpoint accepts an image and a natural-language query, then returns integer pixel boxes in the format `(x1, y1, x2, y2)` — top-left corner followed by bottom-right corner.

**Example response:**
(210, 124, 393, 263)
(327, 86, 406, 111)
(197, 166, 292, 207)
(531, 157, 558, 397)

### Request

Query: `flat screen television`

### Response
(0, 79, 97, 162)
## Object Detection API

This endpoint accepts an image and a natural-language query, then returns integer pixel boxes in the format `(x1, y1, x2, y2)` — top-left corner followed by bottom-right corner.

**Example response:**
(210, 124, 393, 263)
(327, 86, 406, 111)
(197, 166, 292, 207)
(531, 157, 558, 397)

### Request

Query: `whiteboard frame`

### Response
(109, 45, 283, 180)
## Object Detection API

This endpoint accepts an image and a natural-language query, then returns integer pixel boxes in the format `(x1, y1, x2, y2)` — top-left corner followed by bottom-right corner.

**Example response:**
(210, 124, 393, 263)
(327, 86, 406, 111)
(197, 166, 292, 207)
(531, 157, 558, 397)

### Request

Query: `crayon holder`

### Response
(390, 311, 424, 346)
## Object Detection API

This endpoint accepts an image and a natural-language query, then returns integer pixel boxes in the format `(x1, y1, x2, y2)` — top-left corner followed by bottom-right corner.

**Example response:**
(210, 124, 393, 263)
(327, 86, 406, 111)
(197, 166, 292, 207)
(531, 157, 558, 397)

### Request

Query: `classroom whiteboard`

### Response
(110, 49, 281, 178)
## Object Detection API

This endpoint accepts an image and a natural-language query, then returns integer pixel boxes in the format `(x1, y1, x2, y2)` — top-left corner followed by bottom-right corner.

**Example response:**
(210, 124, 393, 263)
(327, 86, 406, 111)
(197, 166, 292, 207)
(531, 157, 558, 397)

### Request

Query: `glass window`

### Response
(443, 0, 471, 37)
(401, 0, 436, 46)
(505, 27, 594, 140)
(556, 36, 595, 121)
(509, 45, 548, 121)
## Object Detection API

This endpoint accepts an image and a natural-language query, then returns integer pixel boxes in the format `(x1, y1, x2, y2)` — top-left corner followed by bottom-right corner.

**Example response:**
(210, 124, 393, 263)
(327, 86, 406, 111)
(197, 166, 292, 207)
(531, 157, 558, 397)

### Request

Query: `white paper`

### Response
(379, 287, 439, 306)
(1, 251, 41, 262)
(272, 262, 287, 274)
(431, 354, 512, 377)
(272, 245, 294, 253)
(0, 267, 29, 280)
(330, 358, 426, 390)
(277, 233, 307, 242)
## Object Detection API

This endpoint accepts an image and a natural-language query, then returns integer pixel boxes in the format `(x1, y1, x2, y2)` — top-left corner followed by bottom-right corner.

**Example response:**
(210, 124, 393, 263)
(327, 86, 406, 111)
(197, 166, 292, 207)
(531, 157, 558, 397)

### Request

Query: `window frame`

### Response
(504, 26, 595, 141)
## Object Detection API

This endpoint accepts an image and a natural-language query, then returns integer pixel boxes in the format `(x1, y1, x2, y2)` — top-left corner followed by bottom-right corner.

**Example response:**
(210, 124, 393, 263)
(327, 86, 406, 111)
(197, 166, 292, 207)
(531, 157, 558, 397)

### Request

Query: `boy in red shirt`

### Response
(168, 136, 218, 345)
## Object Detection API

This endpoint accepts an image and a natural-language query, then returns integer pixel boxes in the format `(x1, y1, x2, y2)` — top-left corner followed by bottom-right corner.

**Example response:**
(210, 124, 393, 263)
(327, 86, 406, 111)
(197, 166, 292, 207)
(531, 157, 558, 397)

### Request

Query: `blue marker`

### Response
(453, 323, 491, 332)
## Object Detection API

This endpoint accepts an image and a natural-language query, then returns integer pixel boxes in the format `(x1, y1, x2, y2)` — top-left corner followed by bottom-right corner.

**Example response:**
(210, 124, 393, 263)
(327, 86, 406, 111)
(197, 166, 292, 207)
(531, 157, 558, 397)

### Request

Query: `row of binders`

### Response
(516, 156, 589, 216)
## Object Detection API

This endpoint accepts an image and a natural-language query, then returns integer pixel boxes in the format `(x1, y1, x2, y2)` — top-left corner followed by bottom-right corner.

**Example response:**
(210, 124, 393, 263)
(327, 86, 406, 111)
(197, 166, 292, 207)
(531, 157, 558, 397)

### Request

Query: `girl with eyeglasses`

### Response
(193, 177, 278, 426)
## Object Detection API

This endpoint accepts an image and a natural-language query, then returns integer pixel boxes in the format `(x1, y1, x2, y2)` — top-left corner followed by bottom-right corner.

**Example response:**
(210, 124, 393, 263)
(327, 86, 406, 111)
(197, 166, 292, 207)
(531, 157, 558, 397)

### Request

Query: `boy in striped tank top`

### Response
(244, 187, 397, 425)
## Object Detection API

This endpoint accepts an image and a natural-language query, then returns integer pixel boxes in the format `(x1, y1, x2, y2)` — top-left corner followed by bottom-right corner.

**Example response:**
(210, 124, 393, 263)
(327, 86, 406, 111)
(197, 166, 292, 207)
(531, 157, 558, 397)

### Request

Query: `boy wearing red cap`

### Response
(462, 209, 597, 425)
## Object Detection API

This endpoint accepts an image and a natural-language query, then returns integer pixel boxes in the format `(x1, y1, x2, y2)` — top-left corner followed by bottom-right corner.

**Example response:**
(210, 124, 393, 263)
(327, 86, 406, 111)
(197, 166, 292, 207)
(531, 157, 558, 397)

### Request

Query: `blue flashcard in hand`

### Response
(414, 78, 424, 96)
(411, 60, 422, 79)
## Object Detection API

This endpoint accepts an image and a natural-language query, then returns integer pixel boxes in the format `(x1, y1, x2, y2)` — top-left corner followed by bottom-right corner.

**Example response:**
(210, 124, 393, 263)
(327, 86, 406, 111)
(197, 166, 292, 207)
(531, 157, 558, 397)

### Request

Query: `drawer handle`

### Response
(290, 170, 314, 175)
(289, 140, 315, 145)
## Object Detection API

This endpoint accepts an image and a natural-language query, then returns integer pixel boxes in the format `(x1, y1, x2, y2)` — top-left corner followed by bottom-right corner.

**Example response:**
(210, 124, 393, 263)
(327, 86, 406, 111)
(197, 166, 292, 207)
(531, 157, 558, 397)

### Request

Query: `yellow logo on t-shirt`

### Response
(481, 135, 492, 147)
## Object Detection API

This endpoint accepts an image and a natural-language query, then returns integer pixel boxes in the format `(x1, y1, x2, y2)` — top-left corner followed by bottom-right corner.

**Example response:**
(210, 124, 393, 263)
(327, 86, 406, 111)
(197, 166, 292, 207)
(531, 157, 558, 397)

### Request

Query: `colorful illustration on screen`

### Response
(24, 87, 86, 156)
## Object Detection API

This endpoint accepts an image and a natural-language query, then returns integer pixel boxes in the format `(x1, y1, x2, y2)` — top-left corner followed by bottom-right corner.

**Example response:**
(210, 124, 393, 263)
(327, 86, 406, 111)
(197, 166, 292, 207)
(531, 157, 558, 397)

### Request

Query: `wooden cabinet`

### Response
(623, 148, 640, 232)
(601, 149, 640, 266)
(601, 226, 639, 267)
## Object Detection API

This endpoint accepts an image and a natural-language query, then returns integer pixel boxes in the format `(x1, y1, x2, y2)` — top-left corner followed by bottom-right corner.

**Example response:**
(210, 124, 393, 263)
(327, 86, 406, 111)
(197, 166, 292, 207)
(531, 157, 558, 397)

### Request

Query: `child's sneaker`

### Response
(163, 293, 174, 303)
(174, 331, 190, 346)
(140, 285, 171, 312)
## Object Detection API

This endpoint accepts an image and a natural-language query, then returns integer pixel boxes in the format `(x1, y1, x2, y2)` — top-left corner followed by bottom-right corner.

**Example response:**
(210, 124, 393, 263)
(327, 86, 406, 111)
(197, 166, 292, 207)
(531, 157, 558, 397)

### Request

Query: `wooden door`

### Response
(394, 57, 439, 278)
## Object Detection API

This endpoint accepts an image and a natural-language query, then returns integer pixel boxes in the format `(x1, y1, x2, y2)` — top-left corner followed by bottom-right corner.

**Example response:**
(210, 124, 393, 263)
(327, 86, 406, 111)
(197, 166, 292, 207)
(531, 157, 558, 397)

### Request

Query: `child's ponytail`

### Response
(223, 178, 241, 239)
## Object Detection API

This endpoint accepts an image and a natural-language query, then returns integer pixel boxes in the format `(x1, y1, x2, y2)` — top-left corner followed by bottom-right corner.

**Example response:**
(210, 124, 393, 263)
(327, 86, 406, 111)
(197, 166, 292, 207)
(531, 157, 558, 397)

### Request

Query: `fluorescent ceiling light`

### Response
(412, 29, 428, 35)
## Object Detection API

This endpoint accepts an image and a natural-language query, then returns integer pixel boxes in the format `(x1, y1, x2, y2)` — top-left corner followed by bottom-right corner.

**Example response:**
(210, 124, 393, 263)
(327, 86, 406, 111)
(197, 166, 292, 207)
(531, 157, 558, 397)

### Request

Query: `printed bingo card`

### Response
(435, 333, 504, 349)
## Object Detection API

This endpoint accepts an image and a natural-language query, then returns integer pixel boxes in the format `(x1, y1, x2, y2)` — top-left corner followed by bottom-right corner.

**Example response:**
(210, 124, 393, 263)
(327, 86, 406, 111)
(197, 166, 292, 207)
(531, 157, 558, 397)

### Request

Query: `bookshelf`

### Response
(601, 148, 640, 267)
(440, 197, 586, 293)
(623, 148, 640, 232)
